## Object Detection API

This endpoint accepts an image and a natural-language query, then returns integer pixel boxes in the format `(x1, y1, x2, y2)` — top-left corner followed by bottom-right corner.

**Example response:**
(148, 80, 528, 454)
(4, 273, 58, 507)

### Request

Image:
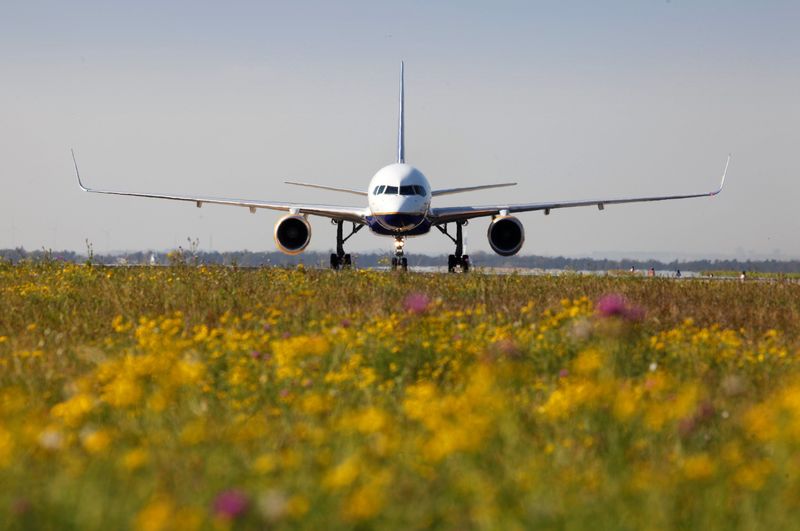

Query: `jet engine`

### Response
(274, 215, 311, 255)
(487, 215, 525, 256)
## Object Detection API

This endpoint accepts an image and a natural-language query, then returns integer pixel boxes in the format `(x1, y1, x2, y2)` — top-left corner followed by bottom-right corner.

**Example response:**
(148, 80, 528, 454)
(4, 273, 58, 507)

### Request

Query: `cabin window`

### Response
(400, 185, 416, 196)
(384, 186, 398, 195)
(414, 185, 426, 196)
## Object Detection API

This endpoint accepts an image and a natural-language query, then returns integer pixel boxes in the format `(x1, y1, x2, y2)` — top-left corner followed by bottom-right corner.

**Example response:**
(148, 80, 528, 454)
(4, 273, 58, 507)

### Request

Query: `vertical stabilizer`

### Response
(397, 61, 405, 163)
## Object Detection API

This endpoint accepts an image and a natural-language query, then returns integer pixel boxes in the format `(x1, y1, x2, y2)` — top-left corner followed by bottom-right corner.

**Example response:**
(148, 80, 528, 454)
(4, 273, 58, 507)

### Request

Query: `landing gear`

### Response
(447, 253, 470, 273)
(390, 256, 408, 271)
(391, 237, 408, 271)
(437, 221, 470, 273)
(330, 220, 363, 270)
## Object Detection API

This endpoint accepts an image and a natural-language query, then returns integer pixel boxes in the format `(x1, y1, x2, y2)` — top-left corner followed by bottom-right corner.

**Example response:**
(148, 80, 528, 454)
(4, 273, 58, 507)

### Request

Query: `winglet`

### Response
(397, 61, 405, 164)
(71, 148, 90, 191)
(712, 154, 731, 196)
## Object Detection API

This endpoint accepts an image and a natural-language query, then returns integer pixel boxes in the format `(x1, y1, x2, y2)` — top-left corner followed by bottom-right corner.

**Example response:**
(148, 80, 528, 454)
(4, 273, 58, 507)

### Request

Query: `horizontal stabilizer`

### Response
(284, 181, 367, 196)
(432, 182, 517, 197)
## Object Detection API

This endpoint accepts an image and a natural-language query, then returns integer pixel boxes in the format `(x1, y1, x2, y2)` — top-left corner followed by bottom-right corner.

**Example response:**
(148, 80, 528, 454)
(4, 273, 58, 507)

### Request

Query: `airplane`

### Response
(72, 62, 729, 272)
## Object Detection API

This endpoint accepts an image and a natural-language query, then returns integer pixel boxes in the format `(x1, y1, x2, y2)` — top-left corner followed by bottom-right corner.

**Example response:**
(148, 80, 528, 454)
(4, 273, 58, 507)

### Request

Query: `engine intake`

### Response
(487, 216, 525, 256)
(274, 215, 311, 255)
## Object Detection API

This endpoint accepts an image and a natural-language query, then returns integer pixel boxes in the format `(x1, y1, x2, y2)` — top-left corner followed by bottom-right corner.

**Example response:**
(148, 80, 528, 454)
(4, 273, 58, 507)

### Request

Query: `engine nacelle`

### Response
(274, 215, 311, 255)
(487, 215, 525, 256)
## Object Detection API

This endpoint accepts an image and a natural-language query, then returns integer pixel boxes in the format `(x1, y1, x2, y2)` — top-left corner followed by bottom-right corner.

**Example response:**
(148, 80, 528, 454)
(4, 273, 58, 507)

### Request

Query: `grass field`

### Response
(2, 262, 800, 529)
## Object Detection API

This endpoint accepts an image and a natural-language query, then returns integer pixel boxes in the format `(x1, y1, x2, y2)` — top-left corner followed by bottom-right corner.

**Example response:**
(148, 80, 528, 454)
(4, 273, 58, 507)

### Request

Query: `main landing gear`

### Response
(436, 221, 470, 273)
(391, 237, 408, 271)
(330, 219, 363, 270)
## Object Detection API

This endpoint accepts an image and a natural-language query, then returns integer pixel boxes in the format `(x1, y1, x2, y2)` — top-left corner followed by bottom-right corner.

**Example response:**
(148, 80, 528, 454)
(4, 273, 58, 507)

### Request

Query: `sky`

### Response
(1, 1, 798, 260)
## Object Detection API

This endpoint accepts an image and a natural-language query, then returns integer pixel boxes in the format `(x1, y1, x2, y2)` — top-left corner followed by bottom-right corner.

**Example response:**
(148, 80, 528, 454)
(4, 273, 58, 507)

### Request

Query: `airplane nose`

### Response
(399, 197, 423, 211)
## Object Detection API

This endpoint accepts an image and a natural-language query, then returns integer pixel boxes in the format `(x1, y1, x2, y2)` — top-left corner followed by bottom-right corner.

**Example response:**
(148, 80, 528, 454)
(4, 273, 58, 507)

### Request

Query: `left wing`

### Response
(429, 155, 729, 224)
(72, 151, 367, 224)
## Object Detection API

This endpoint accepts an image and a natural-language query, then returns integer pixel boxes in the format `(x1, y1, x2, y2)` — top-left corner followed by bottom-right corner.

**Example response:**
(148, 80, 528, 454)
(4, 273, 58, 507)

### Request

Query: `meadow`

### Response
(2, 261, 800, 530)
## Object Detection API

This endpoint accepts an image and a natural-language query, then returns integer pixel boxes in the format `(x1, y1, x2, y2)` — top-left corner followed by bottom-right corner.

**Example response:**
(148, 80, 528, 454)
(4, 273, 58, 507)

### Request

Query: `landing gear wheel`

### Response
(391, 237, 407, 272)
(331, 220, 363, 272)
(438, 222, 470, 273)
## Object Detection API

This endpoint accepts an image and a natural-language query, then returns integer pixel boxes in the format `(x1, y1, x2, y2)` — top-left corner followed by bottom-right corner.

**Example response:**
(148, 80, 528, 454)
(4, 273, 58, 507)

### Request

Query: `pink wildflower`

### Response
(213, 489, 249, 519)
(403, 292, 430, 314)
(596, 294, 644, 321)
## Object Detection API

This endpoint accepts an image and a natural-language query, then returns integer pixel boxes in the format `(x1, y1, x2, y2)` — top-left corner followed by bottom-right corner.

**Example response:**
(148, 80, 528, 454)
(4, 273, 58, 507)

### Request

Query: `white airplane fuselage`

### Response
(366, 163, 432, 236)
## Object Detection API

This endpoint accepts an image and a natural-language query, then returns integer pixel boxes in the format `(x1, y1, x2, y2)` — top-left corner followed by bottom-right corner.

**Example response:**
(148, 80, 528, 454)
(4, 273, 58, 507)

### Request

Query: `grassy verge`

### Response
(2, 264, 800, 529)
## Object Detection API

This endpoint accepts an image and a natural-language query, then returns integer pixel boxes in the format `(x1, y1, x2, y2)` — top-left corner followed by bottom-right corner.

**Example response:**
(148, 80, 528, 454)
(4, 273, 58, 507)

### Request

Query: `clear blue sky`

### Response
(1, 1, 798, 259)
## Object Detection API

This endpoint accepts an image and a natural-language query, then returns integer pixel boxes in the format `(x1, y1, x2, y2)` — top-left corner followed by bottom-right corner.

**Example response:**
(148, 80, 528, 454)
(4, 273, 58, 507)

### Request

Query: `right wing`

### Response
(430, 156, 730, 224)
(72, 151, 367, 224)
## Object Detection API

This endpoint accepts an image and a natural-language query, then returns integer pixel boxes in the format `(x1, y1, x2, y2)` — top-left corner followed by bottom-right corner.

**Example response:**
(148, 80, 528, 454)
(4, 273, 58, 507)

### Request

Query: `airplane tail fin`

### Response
(397, 61, 405, 164)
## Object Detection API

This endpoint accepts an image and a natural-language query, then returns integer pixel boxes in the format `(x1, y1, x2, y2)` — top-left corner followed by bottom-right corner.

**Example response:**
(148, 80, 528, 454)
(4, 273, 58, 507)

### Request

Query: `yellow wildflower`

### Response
(682, 453, 716, 481)
(102, 376, 142, 408)
(323, 455, 361, 490)
(134, 498, 174, 531)
(51, 393, 94, 427)
(253, 453, 277, 474)
(121, 447, 149, 471)
(573, 348, 604, 375)
(0, 426, 14, 468)
(82, 429, 112, 454)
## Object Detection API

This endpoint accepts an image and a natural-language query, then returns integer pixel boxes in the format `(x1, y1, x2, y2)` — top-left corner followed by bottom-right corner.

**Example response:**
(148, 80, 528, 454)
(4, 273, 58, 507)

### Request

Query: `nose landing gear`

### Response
(436, 221, 470, 273)
(330, 219, 363, 270)
(391, 237, 408, 271)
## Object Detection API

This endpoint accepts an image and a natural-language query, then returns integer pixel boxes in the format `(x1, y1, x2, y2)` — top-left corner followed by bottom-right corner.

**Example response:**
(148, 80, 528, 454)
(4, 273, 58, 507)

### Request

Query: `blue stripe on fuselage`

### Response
(366, 214, 431, 236)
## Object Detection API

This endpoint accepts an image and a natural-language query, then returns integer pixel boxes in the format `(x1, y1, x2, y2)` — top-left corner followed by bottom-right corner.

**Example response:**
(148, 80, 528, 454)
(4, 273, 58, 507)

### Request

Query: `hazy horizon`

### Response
(2, 1, 798, 260)
(4, 245, 796, 265)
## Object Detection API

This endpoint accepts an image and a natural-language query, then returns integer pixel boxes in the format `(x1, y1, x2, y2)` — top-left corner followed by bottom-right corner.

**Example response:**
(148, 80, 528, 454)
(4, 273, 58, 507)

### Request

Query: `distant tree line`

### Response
(2, 247, 799, 273)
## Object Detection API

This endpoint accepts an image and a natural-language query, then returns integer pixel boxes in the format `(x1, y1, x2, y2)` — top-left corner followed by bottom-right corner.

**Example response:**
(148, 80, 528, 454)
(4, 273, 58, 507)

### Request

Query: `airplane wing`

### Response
(429, 155, 729, 225)
(72, 151, 367, 224)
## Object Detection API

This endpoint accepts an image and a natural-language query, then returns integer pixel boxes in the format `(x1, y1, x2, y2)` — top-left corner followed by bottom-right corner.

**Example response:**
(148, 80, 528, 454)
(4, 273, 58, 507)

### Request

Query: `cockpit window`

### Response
(374, 185, 425, 195)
